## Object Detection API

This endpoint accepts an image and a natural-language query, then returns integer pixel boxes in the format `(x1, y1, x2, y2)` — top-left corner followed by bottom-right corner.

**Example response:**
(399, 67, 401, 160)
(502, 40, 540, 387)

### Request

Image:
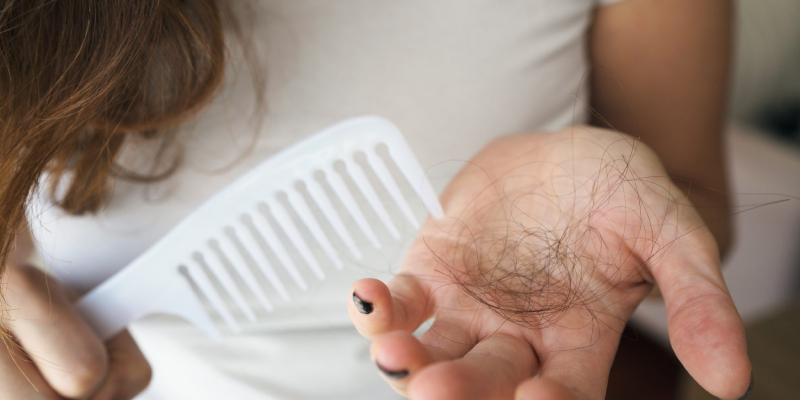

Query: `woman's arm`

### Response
(589, 0, 734, 256)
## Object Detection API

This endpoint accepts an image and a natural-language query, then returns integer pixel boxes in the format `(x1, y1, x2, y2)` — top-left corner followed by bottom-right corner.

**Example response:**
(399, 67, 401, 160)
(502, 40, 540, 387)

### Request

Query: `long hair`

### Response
(0, 1, 256, 292)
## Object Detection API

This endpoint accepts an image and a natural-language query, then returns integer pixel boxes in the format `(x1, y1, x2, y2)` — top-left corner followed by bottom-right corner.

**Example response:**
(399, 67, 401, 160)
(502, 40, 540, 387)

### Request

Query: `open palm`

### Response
(349, 126, 751, 400)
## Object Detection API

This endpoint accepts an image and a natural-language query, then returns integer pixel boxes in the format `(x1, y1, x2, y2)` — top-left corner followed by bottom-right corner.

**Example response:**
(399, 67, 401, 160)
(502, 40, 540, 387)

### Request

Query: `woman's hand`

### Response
(1, 264, 151, 400)
(349, 126, 751, 400)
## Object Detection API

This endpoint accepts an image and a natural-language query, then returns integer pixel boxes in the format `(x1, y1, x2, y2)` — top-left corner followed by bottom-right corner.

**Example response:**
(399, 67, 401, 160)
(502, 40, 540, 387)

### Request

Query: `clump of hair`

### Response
(432, 133, 681, 331)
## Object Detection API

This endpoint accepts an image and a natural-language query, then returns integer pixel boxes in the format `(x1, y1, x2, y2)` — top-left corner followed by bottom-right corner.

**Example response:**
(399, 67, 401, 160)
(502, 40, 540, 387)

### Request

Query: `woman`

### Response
(1, 1, 751, 399)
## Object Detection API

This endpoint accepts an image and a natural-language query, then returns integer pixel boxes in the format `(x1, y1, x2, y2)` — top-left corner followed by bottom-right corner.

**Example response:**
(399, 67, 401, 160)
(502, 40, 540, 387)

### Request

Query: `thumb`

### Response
(649, 230, 752, 399)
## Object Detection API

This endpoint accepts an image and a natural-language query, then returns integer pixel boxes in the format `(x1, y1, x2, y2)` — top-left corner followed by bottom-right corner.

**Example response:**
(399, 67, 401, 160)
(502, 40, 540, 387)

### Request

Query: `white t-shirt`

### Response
(27, 1, 623, 399)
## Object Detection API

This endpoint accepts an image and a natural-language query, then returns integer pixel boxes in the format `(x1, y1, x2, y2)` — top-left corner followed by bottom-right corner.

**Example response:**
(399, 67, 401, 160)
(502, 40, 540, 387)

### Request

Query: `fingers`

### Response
(349, 277, 434, 339)
(519, 332, 620, 400)
(650, 231, 751, 399)
(0, 338, 61, 400)
(369, 315, 482, 395)
(4, 265, 108, 398)
(408, 334, 537, 400)
(369, 323, 538, 399)
(0, 332, 150, 400)
(511, 299, 628, 400)
(369, 331, 440, 394)
(515, 378, 580, 400)
(90, 331, 152, 400)
(3, 265, 152, 400)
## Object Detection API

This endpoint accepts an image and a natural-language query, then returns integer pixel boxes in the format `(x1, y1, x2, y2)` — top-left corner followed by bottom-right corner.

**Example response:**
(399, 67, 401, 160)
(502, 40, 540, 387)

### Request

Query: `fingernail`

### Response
(737, 372, 754, 400)
(352, 291, 373, 314)
(376, 361, 409, 379)
(722, 372, 754, 400)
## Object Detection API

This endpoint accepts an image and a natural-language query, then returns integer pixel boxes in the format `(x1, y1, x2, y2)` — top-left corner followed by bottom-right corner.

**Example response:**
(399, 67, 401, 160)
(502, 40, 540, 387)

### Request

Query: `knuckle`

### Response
(127, 357, 154, 392)
(55, 354, 109, 398)
(106, 358, 153, 399)
(103, 331, 153, 396)
(114, 341, 153, 395)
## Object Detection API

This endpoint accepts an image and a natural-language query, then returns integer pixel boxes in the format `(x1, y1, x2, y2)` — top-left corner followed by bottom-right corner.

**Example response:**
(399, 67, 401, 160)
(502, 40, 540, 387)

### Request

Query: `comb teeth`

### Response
(284, 190, 344, 270)
(365, 151, 420, 229)
(213, 235, 275, 312)
(76, 117, 444, 340)
(198, 249, 257, 323)
(304, 179, 362, 259)
(182, 152, 430, 331)
(185, 258, 241, 333)
(222, 224, 284, 305)
(245, 209, 308, 291)
(268, 200, 327, 280)
(323, 168, 382, 248)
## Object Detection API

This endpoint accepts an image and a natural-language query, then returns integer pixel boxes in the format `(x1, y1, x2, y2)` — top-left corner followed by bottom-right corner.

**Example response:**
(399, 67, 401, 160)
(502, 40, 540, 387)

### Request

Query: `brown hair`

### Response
(0, 1, 256, 287)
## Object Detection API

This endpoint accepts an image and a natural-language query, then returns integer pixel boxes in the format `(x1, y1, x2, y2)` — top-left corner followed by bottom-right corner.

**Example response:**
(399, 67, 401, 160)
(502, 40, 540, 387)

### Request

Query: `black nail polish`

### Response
(723, 372, 754, 400)
(376, 362, 409, 379)
(736, 372, 754, 400)
(352, 292, 373, 314)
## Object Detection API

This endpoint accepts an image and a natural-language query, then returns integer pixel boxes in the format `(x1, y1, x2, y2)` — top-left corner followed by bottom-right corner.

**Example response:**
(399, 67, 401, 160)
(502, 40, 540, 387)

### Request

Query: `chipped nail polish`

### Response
(736, 372, 754, 400)
(723, 372, 754, 400)
(376, 362, 409, 379)
(352, 292, 373, 314)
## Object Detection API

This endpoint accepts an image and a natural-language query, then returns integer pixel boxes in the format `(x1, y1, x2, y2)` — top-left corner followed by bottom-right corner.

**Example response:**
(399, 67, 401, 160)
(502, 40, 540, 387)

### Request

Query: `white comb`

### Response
(75, 116, 443, 340)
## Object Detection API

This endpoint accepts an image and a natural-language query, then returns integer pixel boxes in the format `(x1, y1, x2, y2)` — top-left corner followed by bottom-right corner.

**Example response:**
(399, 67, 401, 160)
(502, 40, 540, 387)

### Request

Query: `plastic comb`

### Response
(75, 116, 443, 340)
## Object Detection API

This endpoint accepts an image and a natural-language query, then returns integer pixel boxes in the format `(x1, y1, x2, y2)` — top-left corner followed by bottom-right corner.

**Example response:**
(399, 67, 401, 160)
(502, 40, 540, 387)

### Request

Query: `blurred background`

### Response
(609, 1, 800, 399)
